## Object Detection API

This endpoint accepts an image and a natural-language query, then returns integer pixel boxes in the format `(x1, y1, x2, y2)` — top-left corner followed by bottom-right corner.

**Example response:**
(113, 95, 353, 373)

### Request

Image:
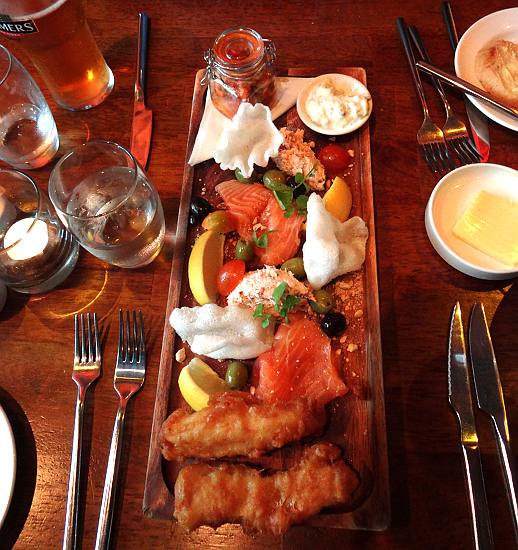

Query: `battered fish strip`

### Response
(160, 391, 325, 460)
(174, 443, 359, 534)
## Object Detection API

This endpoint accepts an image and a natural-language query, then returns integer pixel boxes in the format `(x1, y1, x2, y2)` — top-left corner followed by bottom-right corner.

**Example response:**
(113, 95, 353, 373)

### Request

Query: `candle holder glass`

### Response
(0, 169, 79, 293)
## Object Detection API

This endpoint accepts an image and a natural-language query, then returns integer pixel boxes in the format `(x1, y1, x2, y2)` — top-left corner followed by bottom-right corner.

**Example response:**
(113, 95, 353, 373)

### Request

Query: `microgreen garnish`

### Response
(253, 303, 272, 328)
(272, 282, 287, 305)
(296, 194, 309, 216)
(294, 162, 317, 186)
(252, 230, 269, 249)
(272, 282, 300, 324)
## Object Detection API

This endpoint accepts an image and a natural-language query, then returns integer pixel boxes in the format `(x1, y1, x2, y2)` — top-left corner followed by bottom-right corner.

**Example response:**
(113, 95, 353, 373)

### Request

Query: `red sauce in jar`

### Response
(205, 27, 277, 119)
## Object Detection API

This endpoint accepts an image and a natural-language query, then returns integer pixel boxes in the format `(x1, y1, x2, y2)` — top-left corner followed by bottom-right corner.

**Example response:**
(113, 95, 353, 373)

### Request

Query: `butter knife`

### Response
(130, 13, 153, 169)
(449, 302, 494, 550)
(416, 61, 518, 121)
(441, 2, 490, 162)
(469, 302, 518, 544)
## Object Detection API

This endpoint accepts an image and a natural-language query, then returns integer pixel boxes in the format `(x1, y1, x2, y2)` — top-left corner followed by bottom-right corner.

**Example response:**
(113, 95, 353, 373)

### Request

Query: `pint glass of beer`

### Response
(0, 0, 114, 110)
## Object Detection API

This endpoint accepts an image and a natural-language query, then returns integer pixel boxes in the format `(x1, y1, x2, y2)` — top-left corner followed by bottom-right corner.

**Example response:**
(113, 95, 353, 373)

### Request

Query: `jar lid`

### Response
(212, 27, 264, 70)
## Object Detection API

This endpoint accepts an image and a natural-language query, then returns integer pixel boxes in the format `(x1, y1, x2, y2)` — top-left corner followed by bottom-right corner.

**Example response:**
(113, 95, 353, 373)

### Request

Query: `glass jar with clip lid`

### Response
(203, 27, 277, 119)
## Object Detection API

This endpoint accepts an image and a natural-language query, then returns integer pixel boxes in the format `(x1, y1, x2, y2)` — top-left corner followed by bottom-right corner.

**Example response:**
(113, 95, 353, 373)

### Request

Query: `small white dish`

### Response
(296, 73, 372, 136)
(425, 163, 518, 280)
(455, 8, 518, 132)
(0, 403, 16, 528)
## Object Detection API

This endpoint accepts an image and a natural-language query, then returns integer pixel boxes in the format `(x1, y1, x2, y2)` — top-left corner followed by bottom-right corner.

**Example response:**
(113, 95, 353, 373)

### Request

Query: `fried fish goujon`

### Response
(174, 443, 359, 534)
(160, 392, 325, 460)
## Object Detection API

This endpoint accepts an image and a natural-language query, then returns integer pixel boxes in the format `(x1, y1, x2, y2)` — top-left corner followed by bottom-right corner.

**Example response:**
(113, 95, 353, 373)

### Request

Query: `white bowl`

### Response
(425, 163, 518, 280)
(296, 73, 372, 136)
(455, 8, 518, 132)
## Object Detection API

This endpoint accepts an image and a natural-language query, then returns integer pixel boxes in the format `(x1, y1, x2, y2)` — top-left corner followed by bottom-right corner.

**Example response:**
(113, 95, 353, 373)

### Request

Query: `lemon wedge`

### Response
(188, 230, 225, 305)
(323, 176, 352, 222)
(178, 357, 227, 411)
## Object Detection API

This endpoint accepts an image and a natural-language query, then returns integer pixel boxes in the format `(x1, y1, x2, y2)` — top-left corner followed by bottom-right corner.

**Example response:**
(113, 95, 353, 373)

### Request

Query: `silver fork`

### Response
(397, 17, 455, 175)
(63, 313, 101, 550)
(408, 25, 481, 165)
(95, 310, 146, 550)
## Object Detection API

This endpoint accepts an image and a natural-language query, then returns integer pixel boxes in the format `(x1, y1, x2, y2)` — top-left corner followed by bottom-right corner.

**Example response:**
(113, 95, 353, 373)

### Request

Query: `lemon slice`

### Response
(188, 230, 225, 305)
(178, 357, 227, 411)
(323, 176, 352, 222)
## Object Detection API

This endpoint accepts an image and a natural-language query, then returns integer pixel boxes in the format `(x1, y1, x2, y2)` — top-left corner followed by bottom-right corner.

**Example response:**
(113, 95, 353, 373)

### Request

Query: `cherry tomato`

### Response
(216, 259, 246, 296)
(318, 144, 350, 177)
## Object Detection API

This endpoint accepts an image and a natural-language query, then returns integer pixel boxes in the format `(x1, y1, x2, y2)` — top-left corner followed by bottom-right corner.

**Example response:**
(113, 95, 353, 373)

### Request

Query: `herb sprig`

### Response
(253, 303, 273, 328)
(272, 162, 317, 218)
(252, 229, 269, 249)
(252, 282, 301, 328)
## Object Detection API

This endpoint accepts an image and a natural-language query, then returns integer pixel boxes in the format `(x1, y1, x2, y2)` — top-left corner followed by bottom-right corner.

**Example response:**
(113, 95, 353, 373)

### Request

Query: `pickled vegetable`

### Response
(263, 169, 287, 191)
(235, 167, 258, 183)
(280, 257, 306, 279)
(310, 289, 334, 314)
(235, 239, 254, 262)
(225, 360, 248, 389)
(202, 210, 236, 233)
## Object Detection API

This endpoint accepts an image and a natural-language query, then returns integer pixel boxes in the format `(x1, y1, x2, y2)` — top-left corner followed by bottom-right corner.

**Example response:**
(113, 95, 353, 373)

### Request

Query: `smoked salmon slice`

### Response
(253, 317, 348, 407)
(215, 180, 271, 240)
(255, 197, 304, 266)
(216, 179, 303, 265)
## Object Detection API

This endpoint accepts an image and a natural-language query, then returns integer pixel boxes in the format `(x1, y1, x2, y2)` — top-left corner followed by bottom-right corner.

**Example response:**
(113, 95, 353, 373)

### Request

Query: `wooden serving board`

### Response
(144, 68, 390, 531)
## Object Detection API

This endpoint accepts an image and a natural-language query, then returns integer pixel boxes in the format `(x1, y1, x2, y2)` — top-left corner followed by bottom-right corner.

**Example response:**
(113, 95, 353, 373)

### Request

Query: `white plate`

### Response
(296, 73, 372, 135)
(425, 163, 518, 280)
(0, 403, 16, 528)
(455, 8, 518, 132)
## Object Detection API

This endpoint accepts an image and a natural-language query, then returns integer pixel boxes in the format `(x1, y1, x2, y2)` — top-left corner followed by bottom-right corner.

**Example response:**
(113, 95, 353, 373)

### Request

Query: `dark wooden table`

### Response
(1, 1, 517, 548)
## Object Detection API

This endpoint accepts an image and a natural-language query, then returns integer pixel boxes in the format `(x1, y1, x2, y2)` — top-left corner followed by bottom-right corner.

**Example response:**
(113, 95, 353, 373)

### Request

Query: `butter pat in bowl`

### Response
(297, 74, 372, 135)
(425, 163, 518, 280)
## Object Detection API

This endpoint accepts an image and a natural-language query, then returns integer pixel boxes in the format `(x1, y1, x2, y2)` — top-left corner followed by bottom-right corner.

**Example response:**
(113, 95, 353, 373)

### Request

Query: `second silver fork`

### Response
(409, 26, 481, 165)
(95, 310, 146, 550)
(397, 17, 455, 175)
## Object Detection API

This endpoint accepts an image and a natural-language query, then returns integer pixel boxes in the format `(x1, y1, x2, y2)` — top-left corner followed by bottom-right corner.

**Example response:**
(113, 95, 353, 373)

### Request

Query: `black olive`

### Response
(286, 176, 307, 198)
(190, 196, 214, 225)
(320, 312, 347, 337)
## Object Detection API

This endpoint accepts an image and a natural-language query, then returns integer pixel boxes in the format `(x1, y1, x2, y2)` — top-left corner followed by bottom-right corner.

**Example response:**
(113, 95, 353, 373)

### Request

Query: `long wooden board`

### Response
(144, 68, 390, 531)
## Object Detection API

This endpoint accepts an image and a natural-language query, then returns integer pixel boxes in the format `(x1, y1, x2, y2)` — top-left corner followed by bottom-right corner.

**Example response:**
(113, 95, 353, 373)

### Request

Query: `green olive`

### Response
(281, 257, 306, 279)
(201, 210, 235, 233)
(225, 361, 248, 390)
(235, 167, 257, 183)
(235, 239, 254, 262)
(310, 289, 334, 314)
(263, 169, 287, 192)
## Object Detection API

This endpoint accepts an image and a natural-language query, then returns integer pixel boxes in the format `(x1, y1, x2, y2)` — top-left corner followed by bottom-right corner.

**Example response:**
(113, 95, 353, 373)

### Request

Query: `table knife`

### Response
(469, 302, 518, 544)
(130, 13, 153, 169)
(416, 62, 518, 122)
(448, 302, 494, 550)
(441, 1, 490, 162)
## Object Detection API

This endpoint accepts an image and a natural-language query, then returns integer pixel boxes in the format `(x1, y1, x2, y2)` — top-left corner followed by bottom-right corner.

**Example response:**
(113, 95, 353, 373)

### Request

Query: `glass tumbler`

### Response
(0, 44, 59, 169)
(0, 169, 79, 293)
(0, 0, 114, 110)
(49, 140, 165, 268)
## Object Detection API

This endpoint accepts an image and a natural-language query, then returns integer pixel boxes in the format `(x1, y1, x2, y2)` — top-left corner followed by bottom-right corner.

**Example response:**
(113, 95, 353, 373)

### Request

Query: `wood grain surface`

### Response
(0, 1, 517, 549)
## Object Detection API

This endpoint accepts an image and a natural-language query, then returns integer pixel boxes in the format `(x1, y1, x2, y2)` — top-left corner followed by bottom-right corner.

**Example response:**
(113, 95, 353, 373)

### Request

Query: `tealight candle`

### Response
(4, 218, 49, 261)
(0, 169, 78, 293)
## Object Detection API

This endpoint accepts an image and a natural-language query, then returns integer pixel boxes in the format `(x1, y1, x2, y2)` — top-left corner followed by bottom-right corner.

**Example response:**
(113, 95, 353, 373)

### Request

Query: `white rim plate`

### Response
(0, 403, 16, 528)
(425, 163, 518, 280)
(296, 73, 372, 135)
(455, 8, 518, 132)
